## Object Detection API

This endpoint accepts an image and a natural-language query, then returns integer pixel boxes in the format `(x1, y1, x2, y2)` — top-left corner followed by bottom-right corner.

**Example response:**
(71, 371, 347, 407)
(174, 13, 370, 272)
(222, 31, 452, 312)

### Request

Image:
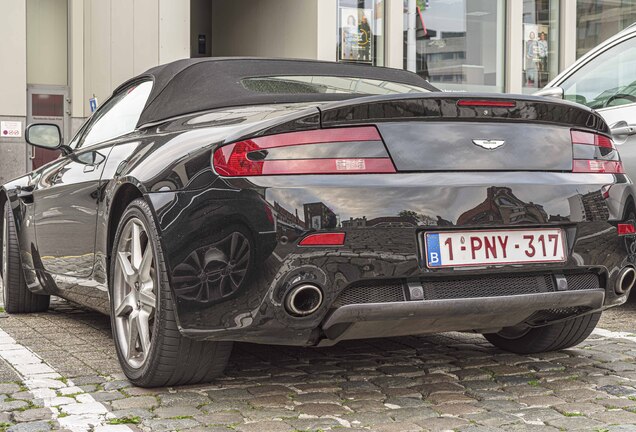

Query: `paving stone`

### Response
(591, 409, 636, 424)
(110, 395, 158, 410)
(109, 408, 155, 419)
(413, 415, 469, 431)
(234, 421, 294, 432)
(295, 402, 349, 416)
(11, 408, 52, 423)
(6, 421, 52, 432)
(433, 402, 485, 416)
(545, 415, 606, 430)
(426, 392, 476, 404)
(554, 401, 605, 415)
(207, 388, 252, 400)
(0, 400, 29, 411)
(195, 411, 244, 426)
(0, 384, 21, 394)
(465, 411, 522, 427)
(249, 394, 291, 407)
(60, 402, 108, 415)
(518, 395, 566, 407)
(246, 385, 292, 397)
(153, 405, 202, 418)
(388, 407, 439, 422)
(512, 407, 564, 422)
(143, 418, 201, 431)
(373, 422, 423, 432)
(292, 392, 339, 404)
(158, 391, 210, 407)
(345, 399, 387, 412)
(284, 417, 342, 431)
(102, 380, 131, 391)
(242, 408, 296, 422)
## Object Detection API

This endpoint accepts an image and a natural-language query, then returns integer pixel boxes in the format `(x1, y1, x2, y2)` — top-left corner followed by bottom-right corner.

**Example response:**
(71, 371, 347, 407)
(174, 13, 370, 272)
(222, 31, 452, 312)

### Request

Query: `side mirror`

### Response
(25, 124, 62, 150)
(534, 87, 564, 99)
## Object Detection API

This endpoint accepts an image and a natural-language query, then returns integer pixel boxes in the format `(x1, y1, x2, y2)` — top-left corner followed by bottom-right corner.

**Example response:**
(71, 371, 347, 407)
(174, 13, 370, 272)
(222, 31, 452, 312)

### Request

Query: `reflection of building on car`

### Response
(304, 202, 337, 230)
(457, 186, 548, 225)
(342, 215, 419, 228)
(569, 191, 610, 222)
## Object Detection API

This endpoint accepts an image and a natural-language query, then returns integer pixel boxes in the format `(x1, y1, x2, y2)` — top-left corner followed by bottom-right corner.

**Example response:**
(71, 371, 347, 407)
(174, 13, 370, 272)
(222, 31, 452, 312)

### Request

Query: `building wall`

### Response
(27, 0, 68, 86)
(0, 0, 28, 184)
(211, 0, 319, 59)
(82, 0, 189, 117)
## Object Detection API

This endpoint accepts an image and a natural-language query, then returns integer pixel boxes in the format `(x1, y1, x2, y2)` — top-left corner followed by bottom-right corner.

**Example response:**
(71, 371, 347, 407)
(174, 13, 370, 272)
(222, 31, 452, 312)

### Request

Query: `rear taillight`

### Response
(213, 127, 395, 176)
(571, 130, 623, 174)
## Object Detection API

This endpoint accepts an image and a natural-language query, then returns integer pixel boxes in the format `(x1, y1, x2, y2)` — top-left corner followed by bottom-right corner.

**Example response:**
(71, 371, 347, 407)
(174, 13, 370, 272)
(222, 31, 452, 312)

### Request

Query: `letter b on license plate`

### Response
(424, 229, 566, 268)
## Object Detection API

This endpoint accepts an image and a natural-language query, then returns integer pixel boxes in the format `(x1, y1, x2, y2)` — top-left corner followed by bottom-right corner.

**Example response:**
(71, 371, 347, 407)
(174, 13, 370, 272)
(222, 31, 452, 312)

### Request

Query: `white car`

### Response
(538, 23, 636, 220)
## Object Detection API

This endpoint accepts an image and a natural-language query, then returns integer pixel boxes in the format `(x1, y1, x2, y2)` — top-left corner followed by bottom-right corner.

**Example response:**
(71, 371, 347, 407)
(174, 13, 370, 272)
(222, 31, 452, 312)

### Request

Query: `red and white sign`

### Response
(1, 121, 22, 138)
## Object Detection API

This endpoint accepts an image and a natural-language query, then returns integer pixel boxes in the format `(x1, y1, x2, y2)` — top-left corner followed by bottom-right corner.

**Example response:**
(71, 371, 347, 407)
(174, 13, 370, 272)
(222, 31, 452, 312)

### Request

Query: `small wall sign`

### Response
(1, 121, 22, 138)
(89, 97, 98, 113)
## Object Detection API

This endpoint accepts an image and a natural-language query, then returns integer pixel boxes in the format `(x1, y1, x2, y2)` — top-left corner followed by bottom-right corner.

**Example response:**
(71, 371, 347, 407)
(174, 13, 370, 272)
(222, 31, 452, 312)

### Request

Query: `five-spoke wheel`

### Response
(113, 217, 156, 369)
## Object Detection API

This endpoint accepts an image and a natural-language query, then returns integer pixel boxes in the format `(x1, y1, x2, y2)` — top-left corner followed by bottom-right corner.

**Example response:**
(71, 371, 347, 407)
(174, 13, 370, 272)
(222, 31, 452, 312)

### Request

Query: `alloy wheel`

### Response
(113, 217, 156, 369)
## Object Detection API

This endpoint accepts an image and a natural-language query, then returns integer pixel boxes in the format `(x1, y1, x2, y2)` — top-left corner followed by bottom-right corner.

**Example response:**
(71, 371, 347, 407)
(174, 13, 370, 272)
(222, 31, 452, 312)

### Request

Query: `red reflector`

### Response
(299, 233, 346, 246)
(572, 160, 624, 174)
(618, 224, 636, 236)
(457, 100, 516, 108)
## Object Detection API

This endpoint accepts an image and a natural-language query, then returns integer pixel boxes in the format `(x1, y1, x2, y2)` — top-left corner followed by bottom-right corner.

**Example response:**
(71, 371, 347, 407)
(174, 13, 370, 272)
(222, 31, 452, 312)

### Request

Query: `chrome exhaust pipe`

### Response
(616, 267, 636, 295)
(285, 284, 323, 317)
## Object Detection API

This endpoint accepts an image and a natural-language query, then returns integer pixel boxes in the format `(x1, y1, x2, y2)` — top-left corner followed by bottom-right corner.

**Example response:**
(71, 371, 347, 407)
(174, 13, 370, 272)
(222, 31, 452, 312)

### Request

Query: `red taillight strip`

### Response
(213, 126, 396, 176)
(247, 127, 381, 149)
(572, 160, 624, 174)
(571, 130, 613, 149)
(457, 100, 516, 108)
(571, 129, 622, 174)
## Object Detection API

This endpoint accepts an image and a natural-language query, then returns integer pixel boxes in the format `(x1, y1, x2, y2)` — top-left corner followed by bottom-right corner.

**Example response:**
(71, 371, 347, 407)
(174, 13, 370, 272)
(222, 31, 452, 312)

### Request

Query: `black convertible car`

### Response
(1, 58, 635, 387)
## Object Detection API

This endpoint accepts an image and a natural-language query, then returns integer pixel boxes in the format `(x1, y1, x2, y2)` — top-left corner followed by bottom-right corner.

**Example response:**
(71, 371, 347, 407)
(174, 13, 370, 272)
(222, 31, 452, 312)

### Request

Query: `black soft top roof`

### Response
(114, 58, 437, 127)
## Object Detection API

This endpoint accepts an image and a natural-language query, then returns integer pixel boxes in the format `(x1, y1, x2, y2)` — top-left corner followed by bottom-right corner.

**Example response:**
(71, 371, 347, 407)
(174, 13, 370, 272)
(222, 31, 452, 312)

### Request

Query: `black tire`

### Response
(484, 312, 601, 354)
(1, 202, 50, 313)
(109, 198, 232, 387)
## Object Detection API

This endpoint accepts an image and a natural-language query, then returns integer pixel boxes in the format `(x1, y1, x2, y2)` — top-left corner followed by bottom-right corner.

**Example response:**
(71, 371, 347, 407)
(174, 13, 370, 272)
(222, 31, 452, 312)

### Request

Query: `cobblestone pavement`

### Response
(3, 293, 636, 432)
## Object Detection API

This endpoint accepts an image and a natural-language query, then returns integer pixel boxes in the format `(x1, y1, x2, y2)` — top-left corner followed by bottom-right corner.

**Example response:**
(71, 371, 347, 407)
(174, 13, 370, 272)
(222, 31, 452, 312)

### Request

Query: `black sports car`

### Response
(1, 58, 635, 387)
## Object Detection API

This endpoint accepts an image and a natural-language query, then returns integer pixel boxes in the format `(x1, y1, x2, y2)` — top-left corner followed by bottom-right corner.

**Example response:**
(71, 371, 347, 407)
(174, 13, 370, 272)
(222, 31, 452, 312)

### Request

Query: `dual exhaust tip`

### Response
(284, 268, 636, 316)
(285, 284, 323, 317)
(616, 267, 636, 295)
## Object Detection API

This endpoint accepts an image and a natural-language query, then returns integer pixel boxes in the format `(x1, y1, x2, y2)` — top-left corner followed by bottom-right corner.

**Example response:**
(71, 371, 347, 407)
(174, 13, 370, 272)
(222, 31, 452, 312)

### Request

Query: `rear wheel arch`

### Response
(624, 194, 636, 220)
(107, 183, 144, 276)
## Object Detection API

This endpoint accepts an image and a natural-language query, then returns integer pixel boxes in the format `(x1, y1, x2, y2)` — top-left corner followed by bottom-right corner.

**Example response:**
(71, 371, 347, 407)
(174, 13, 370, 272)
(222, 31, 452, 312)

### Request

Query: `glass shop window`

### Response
(522, 0, 560, 92)
(337, 0, 385, 66)
(402, 0, 506, 92)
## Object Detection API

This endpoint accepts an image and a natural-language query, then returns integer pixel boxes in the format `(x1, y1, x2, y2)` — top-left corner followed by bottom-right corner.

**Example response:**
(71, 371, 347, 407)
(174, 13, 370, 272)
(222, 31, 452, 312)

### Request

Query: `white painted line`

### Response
(593, 327, 636, 343)
(0, 328, 131, 432)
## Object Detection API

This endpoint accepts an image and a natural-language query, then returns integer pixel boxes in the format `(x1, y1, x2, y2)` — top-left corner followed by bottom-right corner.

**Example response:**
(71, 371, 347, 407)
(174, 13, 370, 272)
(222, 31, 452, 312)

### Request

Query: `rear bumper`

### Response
(319, 290, 605, 346)
(147, 171, 635, 345)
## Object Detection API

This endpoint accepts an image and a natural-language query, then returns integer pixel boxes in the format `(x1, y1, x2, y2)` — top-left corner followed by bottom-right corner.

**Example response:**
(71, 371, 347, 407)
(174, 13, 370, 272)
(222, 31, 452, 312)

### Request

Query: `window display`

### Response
(337, 0, 385, 66)
(522, 0, 559, 92)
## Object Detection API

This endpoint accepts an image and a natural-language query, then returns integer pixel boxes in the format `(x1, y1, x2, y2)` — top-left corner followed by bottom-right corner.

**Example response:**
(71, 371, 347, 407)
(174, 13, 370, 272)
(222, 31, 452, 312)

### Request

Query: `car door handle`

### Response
(611, 124, 636, 137)
(83, 164, 96, 173)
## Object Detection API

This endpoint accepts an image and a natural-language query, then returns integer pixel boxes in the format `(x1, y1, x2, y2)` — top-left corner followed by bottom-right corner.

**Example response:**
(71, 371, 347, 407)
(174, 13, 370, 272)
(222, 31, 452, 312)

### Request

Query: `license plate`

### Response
(424, 228, 566, 268)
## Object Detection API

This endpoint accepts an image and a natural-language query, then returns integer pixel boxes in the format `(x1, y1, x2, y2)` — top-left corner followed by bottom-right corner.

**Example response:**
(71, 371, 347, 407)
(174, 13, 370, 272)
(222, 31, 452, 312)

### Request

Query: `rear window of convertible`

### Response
(241, 75, 431, 95)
